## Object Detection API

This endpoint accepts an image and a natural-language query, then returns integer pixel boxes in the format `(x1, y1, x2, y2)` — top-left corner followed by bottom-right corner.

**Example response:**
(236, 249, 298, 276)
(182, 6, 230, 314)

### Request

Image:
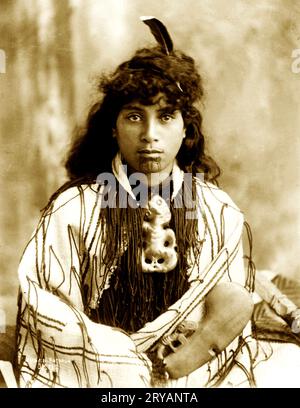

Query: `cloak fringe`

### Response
(92, 179, 201, 333)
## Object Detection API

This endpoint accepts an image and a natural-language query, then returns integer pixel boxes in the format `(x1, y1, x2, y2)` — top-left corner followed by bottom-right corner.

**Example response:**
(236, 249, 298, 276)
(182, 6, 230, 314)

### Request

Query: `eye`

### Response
(127, 113, 142, 122)
(160, 113, 174, 123)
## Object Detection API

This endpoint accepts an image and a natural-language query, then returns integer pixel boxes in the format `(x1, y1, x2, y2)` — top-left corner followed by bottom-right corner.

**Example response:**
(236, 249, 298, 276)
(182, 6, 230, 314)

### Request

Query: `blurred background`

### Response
(0, 0, 300, 326)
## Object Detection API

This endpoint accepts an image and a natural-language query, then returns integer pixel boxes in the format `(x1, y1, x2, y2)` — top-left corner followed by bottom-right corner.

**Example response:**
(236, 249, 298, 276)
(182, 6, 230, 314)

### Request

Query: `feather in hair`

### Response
(140, 16, 173, 55)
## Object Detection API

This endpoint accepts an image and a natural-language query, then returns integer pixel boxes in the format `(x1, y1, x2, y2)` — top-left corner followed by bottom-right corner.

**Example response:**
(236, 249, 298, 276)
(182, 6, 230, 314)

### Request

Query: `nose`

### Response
(141, 117, 159, 143)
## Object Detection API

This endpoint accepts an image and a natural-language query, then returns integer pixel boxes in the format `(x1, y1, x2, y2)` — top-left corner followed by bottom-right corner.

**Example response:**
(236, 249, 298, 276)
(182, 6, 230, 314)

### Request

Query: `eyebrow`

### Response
(121, 104, 177, 113)
(121, 104, 144, 111)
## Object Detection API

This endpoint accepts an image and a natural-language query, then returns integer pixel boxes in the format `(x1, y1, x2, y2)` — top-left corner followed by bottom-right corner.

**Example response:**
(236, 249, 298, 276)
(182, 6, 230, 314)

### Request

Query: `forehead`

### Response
(121, 93, 178, 111)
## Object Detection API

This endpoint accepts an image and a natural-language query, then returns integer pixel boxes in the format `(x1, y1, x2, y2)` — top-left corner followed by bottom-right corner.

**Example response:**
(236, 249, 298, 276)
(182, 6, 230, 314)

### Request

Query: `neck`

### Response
(128, 163, 174, 187)
(145, 170, 172, 187)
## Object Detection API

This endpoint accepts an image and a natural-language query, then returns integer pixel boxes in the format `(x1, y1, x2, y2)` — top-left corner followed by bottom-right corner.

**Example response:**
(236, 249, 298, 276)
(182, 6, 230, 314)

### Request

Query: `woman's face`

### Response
(115, 94, 185, 181)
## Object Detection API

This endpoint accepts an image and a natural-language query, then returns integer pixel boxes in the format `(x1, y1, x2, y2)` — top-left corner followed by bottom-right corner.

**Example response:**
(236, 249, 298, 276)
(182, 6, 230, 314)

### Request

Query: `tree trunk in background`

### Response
(0, 0, 75, 322)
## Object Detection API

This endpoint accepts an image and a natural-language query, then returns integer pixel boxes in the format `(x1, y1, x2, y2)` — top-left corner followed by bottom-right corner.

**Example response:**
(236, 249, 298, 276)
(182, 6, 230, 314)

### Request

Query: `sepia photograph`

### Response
(0, 0, 300, 393)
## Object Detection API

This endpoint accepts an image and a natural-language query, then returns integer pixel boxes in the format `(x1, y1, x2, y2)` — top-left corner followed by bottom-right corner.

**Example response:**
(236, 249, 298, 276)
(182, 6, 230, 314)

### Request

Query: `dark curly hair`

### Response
(65, 46, 220, 182)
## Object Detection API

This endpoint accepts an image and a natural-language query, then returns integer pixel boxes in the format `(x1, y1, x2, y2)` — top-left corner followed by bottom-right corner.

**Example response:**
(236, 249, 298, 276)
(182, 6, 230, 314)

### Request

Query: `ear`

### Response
(112, 129, 117, 138)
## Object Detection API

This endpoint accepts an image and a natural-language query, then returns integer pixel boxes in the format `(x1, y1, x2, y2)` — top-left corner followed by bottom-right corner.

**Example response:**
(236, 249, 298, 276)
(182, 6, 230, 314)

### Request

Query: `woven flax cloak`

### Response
(15, 156, 255, 388)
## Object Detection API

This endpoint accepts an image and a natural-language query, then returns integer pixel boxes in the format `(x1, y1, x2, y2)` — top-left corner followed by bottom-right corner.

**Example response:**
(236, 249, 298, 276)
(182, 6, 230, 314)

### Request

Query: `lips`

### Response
(138, 148, 163, 154)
